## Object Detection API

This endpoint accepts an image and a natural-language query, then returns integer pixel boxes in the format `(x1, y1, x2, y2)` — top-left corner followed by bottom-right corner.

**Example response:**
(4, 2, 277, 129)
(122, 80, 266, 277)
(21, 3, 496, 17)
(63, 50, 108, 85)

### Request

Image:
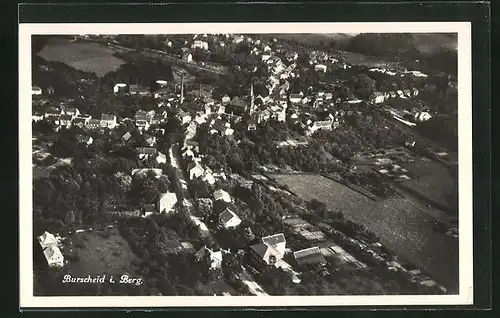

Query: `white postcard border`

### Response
(19, 22, 473, 308)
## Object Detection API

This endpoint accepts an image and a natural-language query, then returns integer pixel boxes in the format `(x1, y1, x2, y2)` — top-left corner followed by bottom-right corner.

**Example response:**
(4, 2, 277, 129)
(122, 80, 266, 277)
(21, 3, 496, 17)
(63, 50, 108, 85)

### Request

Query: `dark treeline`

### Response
(344, 33, 458, 76)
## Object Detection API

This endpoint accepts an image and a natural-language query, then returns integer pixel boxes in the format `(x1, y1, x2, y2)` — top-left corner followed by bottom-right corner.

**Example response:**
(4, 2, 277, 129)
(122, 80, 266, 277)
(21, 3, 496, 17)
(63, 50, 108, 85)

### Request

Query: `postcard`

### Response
(19, 22, 472, 308)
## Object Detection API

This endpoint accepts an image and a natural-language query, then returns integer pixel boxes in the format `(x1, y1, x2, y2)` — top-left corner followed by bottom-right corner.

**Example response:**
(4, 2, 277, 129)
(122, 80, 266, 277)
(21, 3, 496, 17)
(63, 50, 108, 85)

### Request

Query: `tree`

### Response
(350, 74, 376, 100)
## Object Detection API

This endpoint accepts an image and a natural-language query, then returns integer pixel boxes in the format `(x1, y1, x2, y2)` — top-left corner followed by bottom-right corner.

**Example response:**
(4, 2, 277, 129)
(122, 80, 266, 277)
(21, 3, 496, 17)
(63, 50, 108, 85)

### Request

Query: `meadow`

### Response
(68, 226, 141, 277)
(272, 173, 459, 292)
(37, 37, 126, 77)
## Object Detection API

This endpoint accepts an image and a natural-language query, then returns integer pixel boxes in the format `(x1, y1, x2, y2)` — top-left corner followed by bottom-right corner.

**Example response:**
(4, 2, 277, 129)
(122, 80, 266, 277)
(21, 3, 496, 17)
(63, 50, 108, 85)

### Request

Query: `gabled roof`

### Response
(144, 204, 156, 213)
(38, 231, 57, 246)
(294, 246, 326, 266)
(60, 114, 73, 121)
(229, 96, 246, 108)
(43, 245, 63, 260)
(262, 233, 285, 246)
(135, 147, 157, 155)
(219, 208, 240, 225)
(101, 114, 116, 121)
(122, 132, 132, 141)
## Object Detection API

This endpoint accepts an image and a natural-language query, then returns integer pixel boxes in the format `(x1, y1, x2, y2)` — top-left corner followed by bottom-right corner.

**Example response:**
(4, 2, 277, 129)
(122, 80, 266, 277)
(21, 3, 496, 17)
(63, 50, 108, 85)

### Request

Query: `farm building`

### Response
(195, 246, 223, 270)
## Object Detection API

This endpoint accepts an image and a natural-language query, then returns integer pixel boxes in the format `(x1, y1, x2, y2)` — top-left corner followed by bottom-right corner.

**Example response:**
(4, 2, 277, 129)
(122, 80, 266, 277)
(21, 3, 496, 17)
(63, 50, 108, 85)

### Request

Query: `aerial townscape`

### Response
(31, 33, 459, 296)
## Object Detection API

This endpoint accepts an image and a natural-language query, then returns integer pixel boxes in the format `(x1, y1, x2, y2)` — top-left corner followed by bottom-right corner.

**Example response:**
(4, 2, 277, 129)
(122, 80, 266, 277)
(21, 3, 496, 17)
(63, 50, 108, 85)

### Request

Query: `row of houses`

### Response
(34, 106, 118, 130)
(371, 87, 420, 104)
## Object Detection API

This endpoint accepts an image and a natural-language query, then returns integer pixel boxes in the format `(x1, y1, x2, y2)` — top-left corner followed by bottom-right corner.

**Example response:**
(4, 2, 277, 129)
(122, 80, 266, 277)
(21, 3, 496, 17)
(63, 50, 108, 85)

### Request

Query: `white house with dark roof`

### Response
(37, 231, 64, 267)
(218, 207, 242, 229)
(249, 233, 287, 267)
(195, 246, 223, 269)
(100, 114, 117, 129)
(42, 245, 64, 267)
(213, 189, 231, 203)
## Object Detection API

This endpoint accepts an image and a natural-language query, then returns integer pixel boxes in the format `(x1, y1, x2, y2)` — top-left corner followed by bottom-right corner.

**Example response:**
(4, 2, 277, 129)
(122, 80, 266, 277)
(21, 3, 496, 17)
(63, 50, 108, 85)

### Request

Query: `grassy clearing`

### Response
(37, 37, 126, 77)
(401, 159, 458, 213)
(273, 173, 458, 292)
(67, 227, 141, 277)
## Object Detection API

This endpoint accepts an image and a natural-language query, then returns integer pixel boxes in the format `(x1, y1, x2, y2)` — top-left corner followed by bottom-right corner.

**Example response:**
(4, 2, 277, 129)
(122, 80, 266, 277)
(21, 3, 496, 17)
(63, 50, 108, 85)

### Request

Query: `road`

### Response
(168, 141, 268, 296)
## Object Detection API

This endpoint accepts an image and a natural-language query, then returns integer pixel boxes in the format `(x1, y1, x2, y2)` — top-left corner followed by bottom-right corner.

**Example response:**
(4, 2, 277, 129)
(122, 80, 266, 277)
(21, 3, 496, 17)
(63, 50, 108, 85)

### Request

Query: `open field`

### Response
(272, 173, 458, 292)
(401, 159, 458, 214)
(37, 37, 126, 77)
(67, 227, 141, 277)
(339, 51, 401, 68)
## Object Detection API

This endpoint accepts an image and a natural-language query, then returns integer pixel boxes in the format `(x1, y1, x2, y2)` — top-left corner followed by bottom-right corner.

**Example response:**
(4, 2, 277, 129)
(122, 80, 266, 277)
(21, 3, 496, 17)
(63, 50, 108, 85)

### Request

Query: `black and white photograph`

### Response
(19, 22, 473, 308)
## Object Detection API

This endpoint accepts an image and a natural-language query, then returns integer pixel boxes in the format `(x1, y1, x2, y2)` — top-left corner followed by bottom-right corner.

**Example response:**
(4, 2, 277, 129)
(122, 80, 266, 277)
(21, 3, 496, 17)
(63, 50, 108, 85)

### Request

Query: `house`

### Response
(191, 40, 209, 50)
(213, 189, 231, 203)
(261, 52, 272, 62)
(132, 168, 163, 178)
(86, 119, 101, 130)
(129, 85, 151, 96)
(226, 97, 247, 116)
(142, 204, 156, 217)
(152, 113, 167, 125)
(218, 207, 242, 229)
(100, 114, 117, 129)
(177, 111, 192, 125)
(249, 233, 287, 267)
(44, 107, 62, 118)
(307, 120, 333, 135)
(247, 118, 257, 131)
(314, 64, 328, 73)
(411, 87, 419, 97)
(153, 87, 171, 99)
(403, 89, 412, 97)
(293, 246, 327, 267)
(221, 94, 231, 105)
(75, 134, 93, 145)
(210, 122, 234, 136)
(135, 147, 157, 160)
(182, 52, 193, 62)
(194, 115, 207, 126)
(158, 192, 178, 214)
(414, 111, 432, 122)
(73, 116, 91, 128)
(113, 83, 127, 94)
(37, 231, 58, 250)
(59, 114, 73, 128)
(62, 108, 80, 117)
(396, 90, 405, 98)
(202, 170, 216, 185)
(188, 161, 204, 180)
(156, 152, 167, 164)
(195, 246, 223, 269)
(372, 92, 385, 104)
(32, 86, 43, 95)
(263, 45, 272, 52)
(135, 119, 150, 131)
(388, 91, 397, 99)
(289, 94, 302, 104)
(145, 135, 157, 147)
(42, 245, 64, 267)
